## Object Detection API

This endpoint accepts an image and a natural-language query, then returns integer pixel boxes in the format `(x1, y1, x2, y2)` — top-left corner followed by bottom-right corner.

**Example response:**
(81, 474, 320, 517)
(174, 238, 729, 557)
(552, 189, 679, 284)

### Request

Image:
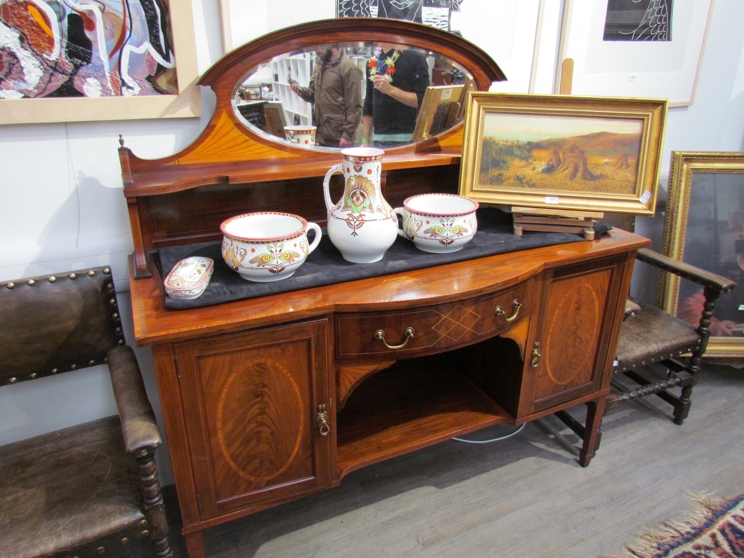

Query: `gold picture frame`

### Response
(412, 84, 465, 142)
(0, 0, 201, 125)
(660, 151, 744, 358)
(459, 93, 667, 215)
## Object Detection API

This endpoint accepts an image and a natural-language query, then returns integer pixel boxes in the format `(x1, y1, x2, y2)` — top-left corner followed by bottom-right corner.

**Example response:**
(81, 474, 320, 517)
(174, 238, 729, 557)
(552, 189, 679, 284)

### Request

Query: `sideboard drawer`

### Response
(336, 282, 531, 359)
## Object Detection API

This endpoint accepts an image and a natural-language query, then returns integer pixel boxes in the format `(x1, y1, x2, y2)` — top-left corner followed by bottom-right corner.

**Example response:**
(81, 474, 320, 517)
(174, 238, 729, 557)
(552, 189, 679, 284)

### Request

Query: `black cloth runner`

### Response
(157, 207, 611, 311)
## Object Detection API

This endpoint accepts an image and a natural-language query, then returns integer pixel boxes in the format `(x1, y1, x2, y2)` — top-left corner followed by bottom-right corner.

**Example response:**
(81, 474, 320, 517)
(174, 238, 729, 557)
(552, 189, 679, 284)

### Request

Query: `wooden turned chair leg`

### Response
(135, 451, 173, 558)
(671, 352, 701, 425)
(578, 397, 606, 468)
(673, 384, 693, 425)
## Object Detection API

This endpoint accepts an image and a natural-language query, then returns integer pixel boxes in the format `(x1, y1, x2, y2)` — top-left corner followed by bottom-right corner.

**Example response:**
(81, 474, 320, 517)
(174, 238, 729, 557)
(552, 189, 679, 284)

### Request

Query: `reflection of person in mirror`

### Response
(291, 46, 363, 148)
(363, 44, 430, 148)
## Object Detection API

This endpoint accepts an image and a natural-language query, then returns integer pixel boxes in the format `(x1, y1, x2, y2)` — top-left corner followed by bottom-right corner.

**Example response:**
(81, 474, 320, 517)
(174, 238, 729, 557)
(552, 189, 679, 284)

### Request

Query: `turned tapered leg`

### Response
(578, 397, 606, 467)
(185, 531, 205, 558)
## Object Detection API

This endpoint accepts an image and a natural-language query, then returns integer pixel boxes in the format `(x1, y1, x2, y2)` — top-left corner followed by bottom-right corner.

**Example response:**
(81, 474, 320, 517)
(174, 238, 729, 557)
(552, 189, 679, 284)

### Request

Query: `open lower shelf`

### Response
(336, 355, 511, 477)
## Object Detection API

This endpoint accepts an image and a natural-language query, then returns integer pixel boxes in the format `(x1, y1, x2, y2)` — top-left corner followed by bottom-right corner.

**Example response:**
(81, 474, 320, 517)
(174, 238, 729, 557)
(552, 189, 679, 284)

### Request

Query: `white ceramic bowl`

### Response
(283, 125, 317, 146)
(221, 212, 322, 282)
(393, 194, 479, 253)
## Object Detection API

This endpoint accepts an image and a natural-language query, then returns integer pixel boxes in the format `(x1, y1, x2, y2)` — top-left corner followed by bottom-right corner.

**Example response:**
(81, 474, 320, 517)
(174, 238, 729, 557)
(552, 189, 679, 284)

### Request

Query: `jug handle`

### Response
(392, 207, 408, 239)
(306, 222, 323, 254)
(323, 164, 343, 211)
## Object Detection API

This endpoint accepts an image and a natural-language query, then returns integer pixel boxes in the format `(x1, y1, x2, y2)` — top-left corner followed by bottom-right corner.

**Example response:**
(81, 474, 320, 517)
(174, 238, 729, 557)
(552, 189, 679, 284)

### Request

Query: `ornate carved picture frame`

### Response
(661, 151, 744, 358)
(459, 93, 667, 215)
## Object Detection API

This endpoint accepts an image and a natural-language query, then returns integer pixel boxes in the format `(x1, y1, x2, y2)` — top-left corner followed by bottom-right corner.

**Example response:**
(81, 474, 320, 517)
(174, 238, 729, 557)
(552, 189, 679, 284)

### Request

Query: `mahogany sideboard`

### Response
(130, 229, 647, 557)
(119, 19, 651, 557)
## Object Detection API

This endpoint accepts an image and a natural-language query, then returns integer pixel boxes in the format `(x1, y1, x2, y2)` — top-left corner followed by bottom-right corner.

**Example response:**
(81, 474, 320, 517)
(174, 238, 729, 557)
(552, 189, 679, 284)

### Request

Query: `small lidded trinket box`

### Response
(164, 257, 214, 299)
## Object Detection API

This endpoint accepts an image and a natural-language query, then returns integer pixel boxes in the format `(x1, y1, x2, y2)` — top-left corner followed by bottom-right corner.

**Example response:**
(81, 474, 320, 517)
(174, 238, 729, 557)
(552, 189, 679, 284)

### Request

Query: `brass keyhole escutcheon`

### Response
(316, 404, 330, 436)
(531, 341, 541, 368)
(495, 299, 522, 322)
(374, 326, 415, 350)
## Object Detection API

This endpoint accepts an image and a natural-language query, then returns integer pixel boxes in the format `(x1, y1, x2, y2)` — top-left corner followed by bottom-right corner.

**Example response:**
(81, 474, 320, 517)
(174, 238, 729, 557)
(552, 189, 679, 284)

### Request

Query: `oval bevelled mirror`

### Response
(232, 42, 474, 151)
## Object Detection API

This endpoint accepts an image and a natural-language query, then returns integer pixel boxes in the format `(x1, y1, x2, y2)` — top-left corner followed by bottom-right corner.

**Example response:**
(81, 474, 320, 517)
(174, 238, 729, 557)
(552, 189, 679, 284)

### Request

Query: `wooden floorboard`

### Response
(163, 363, 744, 557)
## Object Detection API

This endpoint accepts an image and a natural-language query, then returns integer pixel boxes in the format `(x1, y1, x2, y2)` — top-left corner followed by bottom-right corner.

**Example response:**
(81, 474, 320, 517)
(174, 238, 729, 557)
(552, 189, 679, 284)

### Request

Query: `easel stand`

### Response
(512, 207, 603, 241)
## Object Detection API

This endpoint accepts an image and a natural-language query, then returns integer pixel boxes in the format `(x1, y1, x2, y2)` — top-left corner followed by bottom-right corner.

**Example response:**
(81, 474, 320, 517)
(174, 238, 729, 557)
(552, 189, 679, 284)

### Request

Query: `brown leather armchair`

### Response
(0, 267, 172, 557)
(556, 248, 736, 464)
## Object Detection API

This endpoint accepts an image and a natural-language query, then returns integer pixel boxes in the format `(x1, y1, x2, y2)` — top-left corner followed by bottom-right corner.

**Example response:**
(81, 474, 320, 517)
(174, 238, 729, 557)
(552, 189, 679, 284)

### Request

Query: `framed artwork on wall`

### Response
(337, 0, 461, 31)
(660, 151, 744, 358)
(557, 0, 714, 106)
(458, 93, 667, 215)
(0, 0, 200, 125)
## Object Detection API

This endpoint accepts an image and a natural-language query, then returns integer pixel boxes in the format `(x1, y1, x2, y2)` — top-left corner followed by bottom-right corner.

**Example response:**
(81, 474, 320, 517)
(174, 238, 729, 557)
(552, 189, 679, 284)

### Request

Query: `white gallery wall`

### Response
(1, 0, 743, 486)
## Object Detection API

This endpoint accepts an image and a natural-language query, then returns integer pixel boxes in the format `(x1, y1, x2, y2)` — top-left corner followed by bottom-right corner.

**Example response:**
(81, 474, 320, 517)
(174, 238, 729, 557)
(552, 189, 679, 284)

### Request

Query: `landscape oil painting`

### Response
(478, 113, 642, 196)
(459, 93, 668, 215)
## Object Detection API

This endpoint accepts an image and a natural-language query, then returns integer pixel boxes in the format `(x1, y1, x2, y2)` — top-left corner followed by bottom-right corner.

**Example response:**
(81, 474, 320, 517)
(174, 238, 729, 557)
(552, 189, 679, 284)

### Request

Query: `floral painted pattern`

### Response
(414, 217, 474, 246)
(247, 243, 302, 275)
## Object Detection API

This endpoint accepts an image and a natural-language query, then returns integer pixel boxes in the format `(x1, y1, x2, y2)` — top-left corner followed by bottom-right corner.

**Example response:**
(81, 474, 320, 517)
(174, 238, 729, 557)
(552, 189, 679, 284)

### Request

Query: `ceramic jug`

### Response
(323, 147, 398, 263)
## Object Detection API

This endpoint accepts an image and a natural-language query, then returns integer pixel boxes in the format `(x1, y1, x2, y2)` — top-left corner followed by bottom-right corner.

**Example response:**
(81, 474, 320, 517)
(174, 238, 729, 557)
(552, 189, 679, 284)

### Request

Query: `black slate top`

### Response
(157, 207, 610, 311)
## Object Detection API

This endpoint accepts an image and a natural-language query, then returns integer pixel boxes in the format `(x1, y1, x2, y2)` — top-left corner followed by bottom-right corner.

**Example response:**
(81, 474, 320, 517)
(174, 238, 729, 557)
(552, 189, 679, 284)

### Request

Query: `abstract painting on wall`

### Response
(337, 0, 462, 31)
(0, 0, 178, 99)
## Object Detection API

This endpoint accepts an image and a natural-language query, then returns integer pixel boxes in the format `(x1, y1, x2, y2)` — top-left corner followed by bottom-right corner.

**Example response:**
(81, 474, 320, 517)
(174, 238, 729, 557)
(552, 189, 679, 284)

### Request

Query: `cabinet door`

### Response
(174, 319, 332, 520)
(524, 256, 625, 414)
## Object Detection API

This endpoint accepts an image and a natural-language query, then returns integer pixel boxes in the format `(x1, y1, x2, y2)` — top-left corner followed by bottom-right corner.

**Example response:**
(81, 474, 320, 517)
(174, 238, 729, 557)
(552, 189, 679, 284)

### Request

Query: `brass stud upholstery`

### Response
(0, 266, 172, 557)
(0, 269, 126, 384)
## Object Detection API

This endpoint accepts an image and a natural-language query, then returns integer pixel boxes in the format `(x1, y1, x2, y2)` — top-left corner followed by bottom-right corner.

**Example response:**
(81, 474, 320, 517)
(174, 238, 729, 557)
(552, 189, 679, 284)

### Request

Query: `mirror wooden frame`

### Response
(190, 18, 505, 165)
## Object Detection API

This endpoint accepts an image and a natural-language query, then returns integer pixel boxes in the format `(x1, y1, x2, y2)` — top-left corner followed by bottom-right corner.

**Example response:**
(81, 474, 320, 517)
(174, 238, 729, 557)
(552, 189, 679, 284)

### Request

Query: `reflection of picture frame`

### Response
(0, 0, 201, 125)
(459, 93, 667, 215)
(660, 151, 744, 358)
(456, 77, 475, 122)
(412, 85, 465, 142)
(264, 102, 288, 137)
(557, 0, 713, 106)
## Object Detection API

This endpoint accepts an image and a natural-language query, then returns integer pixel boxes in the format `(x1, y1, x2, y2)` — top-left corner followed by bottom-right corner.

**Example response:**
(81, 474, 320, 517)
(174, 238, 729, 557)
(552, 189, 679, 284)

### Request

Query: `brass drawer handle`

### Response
(374, 327, 415, 350)
(495, 299, 523, 322)
(316, 404, 330, 436)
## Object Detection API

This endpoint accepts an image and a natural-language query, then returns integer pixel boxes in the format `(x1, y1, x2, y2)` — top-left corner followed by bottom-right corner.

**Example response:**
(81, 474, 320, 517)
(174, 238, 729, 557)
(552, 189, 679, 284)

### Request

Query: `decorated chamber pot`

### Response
(393, 193, 478, 253)
(221, 212, 321, 282)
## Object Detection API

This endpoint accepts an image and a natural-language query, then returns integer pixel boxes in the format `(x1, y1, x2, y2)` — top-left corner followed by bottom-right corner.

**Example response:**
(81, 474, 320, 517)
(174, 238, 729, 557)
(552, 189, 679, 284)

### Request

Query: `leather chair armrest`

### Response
(107, 345, 162, 458)
(636, 248, 737, 295)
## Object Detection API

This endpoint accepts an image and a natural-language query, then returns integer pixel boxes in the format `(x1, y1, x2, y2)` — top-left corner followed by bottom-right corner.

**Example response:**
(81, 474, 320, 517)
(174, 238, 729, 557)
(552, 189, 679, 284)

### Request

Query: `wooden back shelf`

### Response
(118, 18, 505, 279)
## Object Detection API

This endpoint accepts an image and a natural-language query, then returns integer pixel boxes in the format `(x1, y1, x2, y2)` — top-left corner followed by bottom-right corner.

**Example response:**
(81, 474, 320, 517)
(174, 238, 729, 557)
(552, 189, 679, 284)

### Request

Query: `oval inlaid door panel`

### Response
(174, 320, 331, 519)
(534, 266, 611, 405)
(218, 359, 304, 483)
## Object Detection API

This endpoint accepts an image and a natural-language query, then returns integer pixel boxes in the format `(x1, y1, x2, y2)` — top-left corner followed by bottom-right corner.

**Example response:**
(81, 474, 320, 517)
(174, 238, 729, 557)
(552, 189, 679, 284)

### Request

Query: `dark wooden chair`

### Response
(556, 247, 736, 462)
(0, 267, 172, 558)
